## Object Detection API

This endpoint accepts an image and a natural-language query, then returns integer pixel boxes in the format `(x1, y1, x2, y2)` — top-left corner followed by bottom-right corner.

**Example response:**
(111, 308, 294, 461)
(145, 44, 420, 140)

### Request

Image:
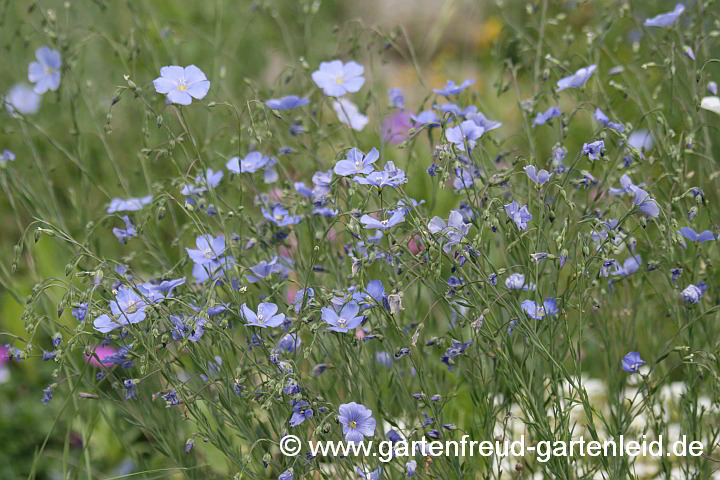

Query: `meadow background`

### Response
(1, 0, 719, 479)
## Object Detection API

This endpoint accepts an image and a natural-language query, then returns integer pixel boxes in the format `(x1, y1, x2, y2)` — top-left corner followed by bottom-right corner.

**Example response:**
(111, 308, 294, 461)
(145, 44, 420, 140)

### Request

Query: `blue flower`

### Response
(621, 352, 645, 372)
(435, 103, 477, 117)
(520, 298, 558, 319)
(265, 95, 309, 110)
(524, 165, 552, 185)
(289, 400, 313, 427)
(226, 152, 269, 174)
(433, 79, 475, 96)
(681, 282, 707, 304)
(428, 210, 470, 253)
(262, 205, 302, 226)
(181, 169, 224, 195)
(275, 334, 301, 354)
(153, 65, 210, 105)
(552, 146, 568, 173)
(628, 129, 653, 152)
(594, 108, 625, 132)
(321, 303, 363, 333)
(113, 216, 137, 244)
(388, 88, 404, 108)
(467, 112, 502, 132)
(1, 150, 15, 165)
(582, 140, 605, 160)
(311, 60, 365, 97)
(612, 255, 642, 277)
(107, 195, 152, 213)
(557, 65, 596, 91)
(532, 106, 562, 127)
(406, 460, 417, 476)
(41, 386, 53, 404)
(504, 201, 532, 231)
(5, 83, 42, 115)
(411, 110, 440, 126)
(609, 174, 637, 196)
(505, 273, 535, 291)
(338, 402, 376, 443)
(72, 303, 88, 322)
(241, 302, 286, 328)
(170, 315, 206, 342)
(356, 467, 382, 480)
(631, 187, 660, 217)
(709, 81, 718, 96)
(334, 147, 379, 176)
(186, 235, 226, 265)
(93, 287, 148, 333)
(360, 210, 406, 230)
(445, 120, 484, 151)
(28, 47, 61, 94)
(333, 98, 368, 131)
(246, 257, 284, 283)
(677, 227, 716, 243)
(644, 3, 685, 27)
(354, 162, 408, 189)
(278, 469, 293, 480)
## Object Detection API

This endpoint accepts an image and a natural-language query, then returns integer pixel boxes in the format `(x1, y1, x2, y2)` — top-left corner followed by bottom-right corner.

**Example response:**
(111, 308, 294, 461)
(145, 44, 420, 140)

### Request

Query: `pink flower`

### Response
(408, 235, 425, 255)
(383, 111, 412, 145)
(85, 345, 118, 368)
(355, 327, 366, 341)
(0, 345, 9, 365)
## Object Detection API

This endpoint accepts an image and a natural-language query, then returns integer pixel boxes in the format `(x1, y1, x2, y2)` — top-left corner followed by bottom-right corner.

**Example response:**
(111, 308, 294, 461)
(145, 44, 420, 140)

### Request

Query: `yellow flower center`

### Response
(349, 421, 357, 428)
(335, 75, 345, 84)
(177, 79, 189, 91)
(257, 314, 265, 323)
(337, 318, 347, 327)
(203, 249, 214, 258)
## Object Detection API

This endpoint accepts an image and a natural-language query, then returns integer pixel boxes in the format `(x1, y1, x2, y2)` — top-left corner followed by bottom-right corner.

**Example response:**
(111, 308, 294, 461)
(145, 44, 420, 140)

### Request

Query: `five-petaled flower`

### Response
(338, 402, 376, 443)
(153, 65, 210, 105)
(28, 47, 61, 94)
(312, 60, 365, 97)
(321, 303, 364, 333)
(241, 303, 286, 328)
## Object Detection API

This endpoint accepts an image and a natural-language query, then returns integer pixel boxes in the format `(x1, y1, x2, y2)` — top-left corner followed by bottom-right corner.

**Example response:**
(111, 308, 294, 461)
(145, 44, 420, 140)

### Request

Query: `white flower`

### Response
(332, 98, 368, 131)
(700, 96, 720, 115)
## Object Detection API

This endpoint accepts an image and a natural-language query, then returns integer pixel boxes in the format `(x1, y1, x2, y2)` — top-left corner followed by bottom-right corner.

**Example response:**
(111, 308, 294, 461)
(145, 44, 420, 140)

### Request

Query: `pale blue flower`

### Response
(628, 129, 653, 151)
(338, 402, 376, 442)
(532, 106, 562, 127)
(322, 303, 363, 333)
(181, 169, 224, 195)
(677, 227, 716, 243)
(28, 47, 61, 94)
(428, 210, 470, 253)
(153, 65, 210, 105)
(504, 201, 532, 231)
(186, 235, 226, 266)
(467, 112, 502, 132)
(107, 195, 152, 213)
(0, 150, 15, 165)
(524, 165, 552, 185)
(521, 298, 557, 319)
(241, 302, 285, 328)
(5, 83, 41, 115)
(388, 88, 404, 108)
(113, 216, 137, 244)
(411, 110, 439, 126)
(334, 148, 379, 176)
(93, 288, 148, 333)
(226, 152, 269, 173)
(630, 186, 660, 217)
(583, 140, 605, 160)
(311, 60, 364, 97)
(445, 120, 484, 151)
(681, 282, 707, 304)
(644, 4, 685, 27)
(360, 210, 406, 230)
(433, 79, 475, 96)
(557, 65, 596, 92)
(265, 95, 309, 110)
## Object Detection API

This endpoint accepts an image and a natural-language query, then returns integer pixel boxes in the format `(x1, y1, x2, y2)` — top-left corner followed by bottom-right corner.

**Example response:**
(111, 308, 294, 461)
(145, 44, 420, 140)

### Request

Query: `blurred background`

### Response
(1, 0, 716, 478)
